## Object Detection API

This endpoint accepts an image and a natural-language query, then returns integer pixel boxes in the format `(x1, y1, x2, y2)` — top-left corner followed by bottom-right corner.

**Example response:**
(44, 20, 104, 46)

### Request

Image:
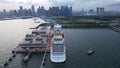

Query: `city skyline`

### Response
(0, 0, 120, 12)
(0, 5, 73, 18)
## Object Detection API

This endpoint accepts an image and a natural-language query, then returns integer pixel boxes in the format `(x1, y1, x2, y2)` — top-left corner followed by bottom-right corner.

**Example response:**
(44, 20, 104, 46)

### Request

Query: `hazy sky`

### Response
(0, 0, 120, 11)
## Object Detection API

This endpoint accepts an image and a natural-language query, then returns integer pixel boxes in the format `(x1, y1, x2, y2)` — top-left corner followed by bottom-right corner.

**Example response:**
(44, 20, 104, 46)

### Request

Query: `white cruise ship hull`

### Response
(50, 43, 66, 63)
(50, 52, 66, 63)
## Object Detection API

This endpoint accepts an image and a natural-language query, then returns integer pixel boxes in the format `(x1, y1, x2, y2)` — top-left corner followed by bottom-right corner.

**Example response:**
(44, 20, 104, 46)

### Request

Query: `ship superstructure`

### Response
(50, 24, 66, 63)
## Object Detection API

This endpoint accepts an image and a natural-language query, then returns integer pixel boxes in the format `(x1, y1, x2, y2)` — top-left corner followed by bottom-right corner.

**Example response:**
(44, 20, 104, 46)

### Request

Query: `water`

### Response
(46, 29, 120, 68)
(0, 19, 120, 68)
(0, 18, 44, 68)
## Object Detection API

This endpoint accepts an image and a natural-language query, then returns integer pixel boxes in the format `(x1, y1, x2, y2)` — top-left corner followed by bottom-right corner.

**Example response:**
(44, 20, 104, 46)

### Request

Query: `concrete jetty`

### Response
(12, 26, 53, 53)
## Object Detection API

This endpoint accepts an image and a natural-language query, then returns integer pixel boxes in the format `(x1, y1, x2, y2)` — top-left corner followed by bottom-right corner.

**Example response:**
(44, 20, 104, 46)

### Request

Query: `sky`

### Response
(0, 0, 120, 12)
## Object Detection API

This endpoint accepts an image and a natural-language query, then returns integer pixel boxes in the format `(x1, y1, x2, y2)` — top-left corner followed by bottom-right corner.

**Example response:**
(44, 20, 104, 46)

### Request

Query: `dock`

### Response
(12, 26, 53, 53)
(40, 51, 47, 68)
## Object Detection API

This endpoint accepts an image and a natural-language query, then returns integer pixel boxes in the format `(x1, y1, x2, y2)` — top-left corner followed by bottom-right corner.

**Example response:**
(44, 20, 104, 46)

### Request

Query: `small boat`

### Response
(86, 48, 95, 55)
(3, 61, 8, 66)
(23, 51, 31, 62)
(23, 55, 29, 62)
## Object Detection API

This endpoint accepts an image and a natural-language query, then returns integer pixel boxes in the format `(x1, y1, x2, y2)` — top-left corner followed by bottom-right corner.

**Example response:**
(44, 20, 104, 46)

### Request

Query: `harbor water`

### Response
(0, 19, 120, 68)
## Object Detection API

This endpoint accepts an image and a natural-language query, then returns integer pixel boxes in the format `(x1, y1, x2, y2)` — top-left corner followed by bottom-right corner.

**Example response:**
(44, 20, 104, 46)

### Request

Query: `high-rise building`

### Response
(96, 7, 105, 16)
(24, 9, 32, 16)
(31, 5, 36, 17)
(37, 6, 41, 16)
(89, 9, 94, 15)
(61, 6, 66, 16)
(18, 6, 24, 16)
(48, 7, 60, 16)
(69, 7, 72, 16)
(3, 9, 6, 16)
(37, 6, 46, 16)
(40, 6, 46, 16)
(81, 8, 86, 16)
(3, 9, 6, 14)
(61, 6, 72, 16)
(34, 6, 73, 16)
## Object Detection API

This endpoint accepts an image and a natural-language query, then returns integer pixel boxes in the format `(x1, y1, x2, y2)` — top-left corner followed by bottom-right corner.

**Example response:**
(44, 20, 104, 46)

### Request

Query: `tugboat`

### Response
(23, 51, 31, 62)
(23, 55, 29, 62)
(86, 48, 95, 55)
(3, 61, 8, 66)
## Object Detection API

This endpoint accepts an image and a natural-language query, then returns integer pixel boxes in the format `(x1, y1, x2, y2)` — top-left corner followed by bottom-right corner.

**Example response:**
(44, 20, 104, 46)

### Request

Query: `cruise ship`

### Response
(50, 24, 66, 63)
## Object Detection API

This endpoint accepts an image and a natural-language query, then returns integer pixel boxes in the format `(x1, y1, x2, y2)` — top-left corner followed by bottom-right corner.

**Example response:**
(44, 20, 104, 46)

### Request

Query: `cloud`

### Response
(0, 0, 120, 11)
(0, 0, 52, 10)
(116, 0, 120, 1)
(71, 0, 120, 11)
(31, 0, 52, 9)
(47, 0, 120, 11)
(49, 0, 76, 6)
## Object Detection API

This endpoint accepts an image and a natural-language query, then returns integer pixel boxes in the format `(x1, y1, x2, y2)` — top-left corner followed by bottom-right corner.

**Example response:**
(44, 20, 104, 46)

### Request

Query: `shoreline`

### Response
(0, 17, 33, 21)
(38, 23, 109, 29)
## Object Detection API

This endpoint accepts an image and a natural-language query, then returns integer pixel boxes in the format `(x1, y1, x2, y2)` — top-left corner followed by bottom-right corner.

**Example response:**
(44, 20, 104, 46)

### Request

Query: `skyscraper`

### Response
(48, 7, 60, 16)
(18, 6, 24, 16)
(61, 6, 72, 16)
(40, 6, 46, 16)
(96, 7, 105, 16)
(69, 7, 72, 16)
(89, 9, 94, 15)
(31, 5, 36, 17)
(37, 6, 41, 16)
(3, 9, 6, 16)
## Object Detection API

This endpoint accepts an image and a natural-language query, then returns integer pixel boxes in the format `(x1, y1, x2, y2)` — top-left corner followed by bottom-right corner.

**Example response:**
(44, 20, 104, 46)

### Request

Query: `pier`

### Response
(111, 25, 120, 33)
(1, 22, 54, 67)
(0, 18, 60, 68)
(40, 51, 47, 68)
(12, 26, 53, 53)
